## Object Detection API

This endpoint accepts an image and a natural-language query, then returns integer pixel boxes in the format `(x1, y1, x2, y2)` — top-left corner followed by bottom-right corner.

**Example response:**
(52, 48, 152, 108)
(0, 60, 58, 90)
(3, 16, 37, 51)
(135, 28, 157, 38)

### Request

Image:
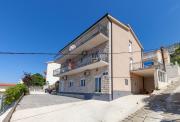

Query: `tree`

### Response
(22, 73, 32, 87)
(22, 73, 46, 87)
(31, 73, 46, 86)
(171, 46, 180, 65)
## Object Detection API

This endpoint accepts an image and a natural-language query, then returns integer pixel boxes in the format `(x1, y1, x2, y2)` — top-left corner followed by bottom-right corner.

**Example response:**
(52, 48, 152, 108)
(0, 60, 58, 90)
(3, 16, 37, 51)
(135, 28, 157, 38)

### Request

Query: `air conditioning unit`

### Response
(69, 44, 76, 51)
(84, 71, 90, 76)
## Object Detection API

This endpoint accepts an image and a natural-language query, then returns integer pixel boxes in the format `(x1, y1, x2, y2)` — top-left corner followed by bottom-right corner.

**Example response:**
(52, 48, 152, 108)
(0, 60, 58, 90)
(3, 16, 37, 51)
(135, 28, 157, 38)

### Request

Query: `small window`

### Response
(125, 79, 128, 85)
(69, 81, 74, 87)
(129, 41, 132, 52)
(80, 79, 86, 87)
(130, 58, 133, 70)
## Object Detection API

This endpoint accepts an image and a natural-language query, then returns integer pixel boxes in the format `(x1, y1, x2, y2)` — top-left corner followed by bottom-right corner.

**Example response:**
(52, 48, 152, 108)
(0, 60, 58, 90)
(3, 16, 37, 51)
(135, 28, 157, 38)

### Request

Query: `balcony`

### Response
(55, 23, 109, 63)
(143, 51, 158, 61)
(130, 61, 164, 77)
(53, 54, 108, 77)
(130, 61, 164, 71)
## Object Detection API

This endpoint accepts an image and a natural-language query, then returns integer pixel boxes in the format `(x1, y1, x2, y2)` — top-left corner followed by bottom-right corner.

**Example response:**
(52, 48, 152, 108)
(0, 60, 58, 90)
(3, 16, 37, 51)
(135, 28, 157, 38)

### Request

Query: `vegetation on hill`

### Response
(22, 73, 46, 87)
(170, 46, 180, 65)
(4, 84, 28, 105)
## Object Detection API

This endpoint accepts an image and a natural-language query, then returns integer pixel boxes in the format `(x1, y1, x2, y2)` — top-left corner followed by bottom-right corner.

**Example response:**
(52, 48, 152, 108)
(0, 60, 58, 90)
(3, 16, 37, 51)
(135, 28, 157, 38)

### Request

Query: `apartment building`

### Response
(137, 48, 170, 92)
(53, 14, 167, 101)
(45, 61, 61, 86)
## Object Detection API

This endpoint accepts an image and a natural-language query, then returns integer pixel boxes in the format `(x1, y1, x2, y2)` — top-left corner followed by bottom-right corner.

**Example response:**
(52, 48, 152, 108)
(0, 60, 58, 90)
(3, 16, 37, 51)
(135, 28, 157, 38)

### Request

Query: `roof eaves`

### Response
(127, 24, 144, 49)
(58, 13, 109, 53)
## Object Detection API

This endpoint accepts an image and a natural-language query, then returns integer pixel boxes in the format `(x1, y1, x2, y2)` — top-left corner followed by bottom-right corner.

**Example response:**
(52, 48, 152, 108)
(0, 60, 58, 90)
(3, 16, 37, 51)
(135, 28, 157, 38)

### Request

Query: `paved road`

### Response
(121, 80, 180, 122)
(16, 94, 83, 110)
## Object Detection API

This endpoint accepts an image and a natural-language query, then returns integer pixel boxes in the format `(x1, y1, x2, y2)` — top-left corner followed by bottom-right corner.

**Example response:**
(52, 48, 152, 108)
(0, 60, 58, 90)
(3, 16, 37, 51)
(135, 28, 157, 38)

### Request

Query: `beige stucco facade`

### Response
(53, 14, 167, 101)
(111, 21, 143, 98)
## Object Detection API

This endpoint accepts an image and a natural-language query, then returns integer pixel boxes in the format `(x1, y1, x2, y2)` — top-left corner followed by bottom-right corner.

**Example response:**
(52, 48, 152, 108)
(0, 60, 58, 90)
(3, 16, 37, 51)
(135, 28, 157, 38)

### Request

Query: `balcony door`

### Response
(95, 77, 101, 92)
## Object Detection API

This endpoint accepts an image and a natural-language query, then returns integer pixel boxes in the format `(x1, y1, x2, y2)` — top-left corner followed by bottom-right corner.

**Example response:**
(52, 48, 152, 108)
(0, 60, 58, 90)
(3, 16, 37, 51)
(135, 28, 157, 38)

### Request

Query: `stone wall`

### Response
(60, 66, 110, 94)
(166, 64, 180, 79)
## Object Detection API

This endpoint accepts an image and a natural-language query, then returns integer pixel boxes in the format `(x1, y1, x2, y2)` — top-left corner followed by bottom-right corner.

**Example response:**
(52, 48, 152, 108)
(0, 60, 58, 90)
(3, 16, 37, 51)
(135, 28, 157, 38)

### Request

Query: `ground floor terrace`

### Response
(59, 66, 112, 101)
(131, 68, 168, 94)
(58, 67, 168, 101)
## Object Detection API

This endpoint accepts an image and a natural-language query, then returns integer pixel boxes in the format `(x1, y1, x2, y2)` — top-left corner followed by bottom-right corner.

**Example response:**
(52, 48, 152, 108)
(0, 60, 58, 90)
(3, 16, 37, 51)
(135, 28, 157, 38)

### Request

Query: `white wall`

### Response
(46, 62, 61, 85)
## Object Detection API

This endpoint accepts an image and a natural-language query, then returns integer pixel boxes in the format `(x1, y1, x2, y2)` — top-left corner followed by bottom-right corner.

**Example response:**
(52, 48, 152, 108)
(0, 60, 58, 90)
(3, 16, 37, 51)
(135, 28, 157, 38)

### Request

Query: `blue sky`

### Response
(0, 0, 180, 83)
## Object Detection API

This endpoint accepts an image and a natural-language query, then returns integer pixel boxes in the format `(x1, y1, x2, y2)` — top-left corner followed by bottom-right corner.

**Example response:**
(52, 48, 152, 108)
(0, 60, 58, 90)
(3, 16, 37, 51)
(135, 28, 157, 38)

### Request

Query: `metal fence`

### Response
(55, 23, 109, 60)
(53, 53, 108, 76)
(130, 61, 164, 71)
(0, 94, 17, 116)
(0, 95, 7, 115)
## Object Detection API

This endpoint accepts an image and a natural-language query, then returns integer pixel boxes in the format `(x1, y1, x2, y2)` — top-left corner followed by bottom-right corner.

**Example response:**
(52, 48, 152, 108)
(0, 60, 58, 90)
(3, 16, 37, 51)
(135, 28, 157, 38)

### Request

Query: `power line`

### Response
(0, 52, 57, 55)
(0, 47, 165, 56)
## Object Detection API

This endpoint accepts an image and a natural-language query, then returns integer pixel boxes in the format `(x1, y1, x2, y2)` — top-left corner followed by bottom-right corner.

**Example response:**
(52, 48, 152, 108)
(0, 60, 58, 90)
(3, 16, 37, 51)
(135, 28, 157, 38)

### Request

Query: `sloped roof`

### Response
(58, 13, 143, 53)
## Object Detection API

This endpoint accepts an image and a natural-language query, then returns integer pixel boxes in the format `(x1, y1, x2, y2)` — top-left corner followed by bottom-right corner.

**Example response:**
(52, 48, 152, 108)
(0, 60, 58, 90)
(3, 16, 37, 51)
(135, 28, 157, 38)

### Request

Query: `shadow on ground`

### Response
(143, 92, 180, 121)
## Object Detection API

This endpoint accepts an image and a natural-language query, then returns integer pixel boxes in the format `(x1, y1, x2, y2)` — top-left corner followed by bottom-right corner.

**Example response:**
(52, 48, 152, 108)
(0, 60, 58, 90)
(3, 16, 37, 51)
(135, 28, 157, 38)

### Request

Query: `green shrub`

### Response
(4, 84, 28, 105)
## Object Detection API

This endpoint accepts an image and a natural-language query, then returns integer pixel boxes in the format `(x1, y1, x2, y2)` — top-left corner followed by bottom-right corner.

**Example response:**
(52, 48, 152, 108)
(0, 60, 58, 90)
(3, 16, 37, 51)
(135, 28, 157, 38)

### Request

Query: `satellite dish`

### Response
(69, 44, 76, 51)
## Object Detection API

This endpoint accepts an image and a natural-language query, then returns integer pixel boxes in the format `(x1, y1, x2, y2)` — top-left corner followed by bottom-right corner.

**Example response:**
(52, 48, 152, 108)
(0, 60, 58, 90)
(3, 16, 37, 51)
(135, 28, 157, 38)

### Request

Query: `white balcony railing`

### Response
(130, 61, 164, 71)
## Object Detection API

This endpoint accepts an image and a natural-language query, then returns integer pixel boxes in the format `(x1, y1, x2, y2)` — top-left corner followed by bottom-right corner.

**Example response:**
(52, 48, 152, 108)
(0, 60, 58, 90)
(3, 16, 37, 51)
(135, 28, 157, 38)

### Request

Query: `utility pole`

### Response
(160, 46, 166, 71)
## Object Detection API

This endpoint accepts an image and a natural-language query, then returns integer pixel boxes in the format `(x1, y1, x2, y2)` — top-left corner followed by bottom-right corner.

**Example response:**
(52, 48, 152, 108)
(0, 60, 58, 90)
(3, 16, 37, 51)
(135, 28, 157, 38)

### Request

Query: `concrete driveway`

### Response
(10, 94, 148, 122)
(15, 94, 83, 110)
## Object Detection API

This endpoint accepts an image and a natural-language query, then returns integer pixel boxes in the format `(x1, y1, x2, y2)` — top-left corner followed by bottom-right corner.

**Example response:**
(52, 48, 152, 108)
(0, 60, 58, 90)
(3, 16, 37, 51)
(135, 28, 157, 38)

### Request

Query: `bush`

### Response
(4, 84, 28, 105)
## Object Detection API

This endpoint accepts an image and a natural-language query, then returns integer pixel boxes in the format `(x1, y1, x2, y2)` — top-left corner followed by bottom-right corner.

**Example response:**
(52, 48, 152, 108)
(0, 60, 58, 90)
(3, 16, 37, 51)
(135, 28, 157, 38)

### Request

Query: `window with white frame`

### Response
(158, 71, 166, 82)
(129, 40, 132, 52)
(80, 79, 86, 87)
(130, 58, 133, 70)
(69, 81, 74, 87)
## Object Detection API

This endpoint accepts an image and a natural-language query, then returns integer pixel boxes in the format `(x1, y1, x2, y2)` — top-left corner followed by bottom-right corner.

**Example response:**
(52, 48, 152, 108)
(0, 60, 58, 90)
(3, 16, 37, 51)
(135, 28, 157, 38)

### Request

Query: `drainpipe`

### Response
(142, 77, 145, 93)
(160, 47, 166, 71)
(107, 16, 113, 100)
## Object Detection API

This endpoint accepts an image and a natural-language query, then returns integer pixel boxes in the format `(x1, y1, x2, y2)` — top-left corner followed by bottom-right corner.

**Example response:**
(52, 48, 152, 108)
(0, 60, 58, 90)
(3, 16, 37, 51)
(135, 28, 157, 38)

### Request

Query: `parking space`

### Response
(16, 94, 83, 110)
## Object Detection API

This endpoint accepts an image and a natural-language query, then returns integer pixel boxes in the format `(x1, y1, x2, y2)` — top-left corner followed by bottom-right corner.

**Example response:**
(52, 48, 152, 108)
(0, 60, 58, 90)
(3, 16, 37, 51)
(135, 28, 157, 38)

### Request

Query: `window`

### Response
(130, 58, 133, 70)
(69, 81, 74, 87)
(125, 79, 128, 85)
(158, 71, 166, 82)
(129, 40, 132, 52)
(80, 79, 86, 87)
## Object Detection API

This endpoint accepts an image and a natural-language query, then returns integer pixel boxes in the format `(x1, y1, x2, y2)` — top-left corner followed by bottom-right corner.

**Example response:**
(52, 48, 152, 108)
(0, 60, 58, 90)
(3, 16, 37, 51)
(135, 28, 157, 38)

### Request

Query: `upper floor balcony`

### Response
(53, 53, 108, 77)
(130, 61, 164, 77)
(55, 22, 109, 63)
(143, 51, 159, 61)
(143, 50, 162, 62)
(130, 61, 164, 71)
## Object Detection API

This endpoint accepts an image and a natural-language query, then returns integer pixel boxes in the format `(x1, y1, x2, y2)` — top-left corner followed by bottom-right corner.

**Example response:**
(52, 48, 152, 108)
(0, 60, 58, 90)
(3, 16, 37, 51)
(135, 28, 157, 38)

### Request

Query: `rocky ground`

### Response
(121, 79, 180, 122)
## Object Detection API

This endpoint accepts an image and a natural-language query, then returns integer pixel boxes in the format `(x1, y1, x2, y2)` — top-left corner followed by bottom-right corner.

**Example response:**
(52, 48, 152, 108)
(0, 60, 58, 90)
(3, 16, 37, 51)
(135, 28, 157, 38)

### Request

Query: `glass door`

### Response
(95, 77, 101, 92)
